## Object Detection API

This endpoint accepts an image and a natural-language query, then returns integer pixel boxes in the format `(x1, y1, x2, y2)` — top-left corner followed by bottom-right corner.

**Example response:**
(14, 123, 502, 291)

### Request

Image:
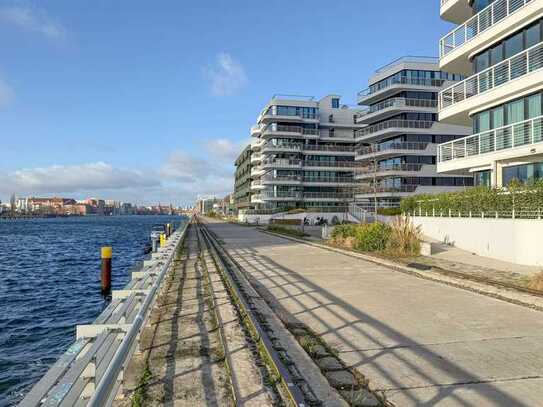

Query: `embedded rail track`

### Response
(195, 217, 319, 406)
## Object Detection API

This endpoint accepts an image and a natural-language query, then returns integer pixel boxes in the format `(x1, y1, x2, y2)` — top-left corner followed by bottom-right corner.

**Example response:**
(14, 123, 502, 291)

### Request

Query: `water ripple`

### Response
(0, 215, 185, 406)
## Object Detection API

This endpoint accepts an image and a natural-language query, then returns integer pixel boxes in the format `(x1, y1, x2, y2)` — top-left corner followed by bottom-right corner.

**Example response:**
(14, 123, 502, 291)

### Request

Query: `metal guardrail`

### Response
(20, 221, 190, 407)
(367, 97, 437, 114)
(356, 142, 430, 156)
(440, 0, 533, 57)
(355, 120, 434, 138)
(440, 41, 543, 110)
(410, 208, 543, 219)
(439, 114, 543, 162)
(358, 77, 445, 99)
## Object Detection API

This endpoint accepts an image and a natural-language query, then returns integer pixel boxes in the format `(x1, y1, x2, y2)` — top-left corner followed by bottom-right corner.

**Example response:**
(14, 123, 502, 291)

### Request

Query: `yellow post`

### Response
(101, 247, 112, 297)
(160, 233, 165, 248)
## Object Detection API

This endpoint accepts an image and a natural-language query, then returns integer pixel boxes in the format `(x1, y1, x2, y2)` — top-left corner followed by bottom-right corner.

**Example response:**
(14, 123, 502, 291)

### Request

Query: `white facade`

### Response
(354, 56, 473, 208)
(437, 0, 543, 187)
(250, 95, 363, 211)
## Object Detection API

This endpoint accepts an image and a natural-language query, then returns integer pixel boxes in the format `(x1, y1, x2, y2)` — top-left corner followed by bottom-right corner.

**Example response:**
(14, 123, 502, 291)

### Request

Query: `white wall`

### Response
(412, 216, 543, 266)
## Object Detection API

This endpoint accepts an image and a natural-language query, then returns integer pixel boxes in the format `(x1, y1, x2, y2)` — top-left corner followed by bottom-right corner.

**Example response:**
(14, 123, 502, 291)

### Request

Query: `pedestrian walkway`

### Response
(206, 220, 543, 406)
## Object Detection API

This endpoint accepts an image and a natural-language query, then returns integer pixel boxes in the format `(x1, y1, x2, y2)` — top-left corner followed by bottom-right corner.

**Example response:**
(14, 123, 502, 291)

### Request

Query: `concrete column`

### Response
(490, 161, 499, 187)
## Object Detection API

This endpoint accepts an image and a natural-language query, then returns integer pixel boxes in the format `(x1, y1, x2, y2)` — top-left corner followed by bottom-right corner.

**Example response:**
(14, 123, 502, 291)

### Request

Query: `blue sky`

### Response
(0, 0, 454, 205)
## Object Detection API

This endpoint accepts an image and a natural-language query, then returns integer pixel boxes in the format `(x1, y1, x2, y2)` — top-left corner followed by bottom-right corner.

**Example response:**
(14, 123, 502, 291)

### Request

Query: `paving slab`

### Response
(206, 220, 543, 406)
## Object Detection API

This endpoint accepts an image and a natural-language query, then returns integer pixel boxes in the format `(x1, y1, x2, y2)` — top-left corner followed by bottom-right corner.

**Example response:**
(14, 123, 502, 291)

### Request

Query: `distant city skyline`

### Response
(0, 1, 453, 205)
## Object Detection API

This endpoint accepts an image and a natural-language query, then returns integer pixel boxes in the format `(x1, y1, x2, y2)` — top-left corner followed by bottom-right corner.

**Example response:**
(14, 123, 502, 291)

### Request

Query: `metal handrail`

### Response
(356, 185, 418, 194)
(262, 142, 303, 151)
(357, 142, 430, 156)
(303, 177, 355, 183)
(303, 160, 357, 167)
(439, 114, 543, 162)
(440, 41, 543, 110)
(355, 120, 434, 138)
(358, 77, 445, 98)
(262, 159, 303, 167)
(355, 163, 425, 174)
(440, 0, 533, 57)
(302, 144, 353, 152)
(88, 221, 189, 406)
(368, 97, 438, 114)
(304, 192, 354, 199)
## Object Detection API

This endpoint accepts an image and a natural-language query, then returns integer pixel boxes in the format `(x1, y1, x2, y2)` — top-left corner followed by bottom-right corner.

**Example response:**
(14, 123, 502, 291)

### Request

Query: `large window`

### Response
(473, 91, 543, 132)
(474, 170, 491, 187)
(473, 19, 543, 73)
(502, 162, 543, 185)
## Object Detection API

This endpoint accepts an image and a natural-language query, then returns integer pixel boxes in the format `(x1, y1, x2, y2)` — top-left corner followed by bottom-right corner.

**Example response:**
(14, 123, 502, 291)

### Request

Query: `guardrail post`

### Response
(101, 247, 112, 299)
(449, 209, 451, 217)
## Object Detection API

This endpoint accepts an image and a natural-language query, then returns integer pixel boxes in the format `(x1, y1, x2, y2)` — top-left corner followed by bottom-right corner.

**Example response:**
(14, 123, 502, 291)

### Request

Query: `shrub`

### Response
(400, 180, 543, 216)
(330, 223, 391, 252)
(377, 207, 402, 216)
(527, 272, 543, 291)
(386, 215, 422, 257)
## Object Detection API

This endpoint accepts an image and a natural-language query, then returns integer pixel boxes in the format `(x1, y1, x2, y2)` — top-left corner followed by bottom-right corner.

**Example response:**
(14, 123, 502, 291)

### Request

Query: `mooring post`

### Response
(160, 233, 166, 248)
(151, 236, 158, 252)
(101, 246, 112, 298)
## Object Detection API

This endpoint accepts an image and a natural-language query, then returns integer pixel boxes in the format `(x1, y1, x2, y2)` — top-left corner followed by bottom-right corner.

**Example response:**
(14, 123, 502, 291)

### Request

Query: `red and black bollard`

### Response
(101, 246, 112, 298)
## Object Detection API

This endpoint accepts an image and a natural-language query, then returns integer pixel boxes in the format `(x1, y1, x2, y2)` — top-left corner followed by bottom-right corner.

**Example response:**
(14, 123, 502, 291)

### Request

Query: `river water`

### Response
(0, 215, 186, 406)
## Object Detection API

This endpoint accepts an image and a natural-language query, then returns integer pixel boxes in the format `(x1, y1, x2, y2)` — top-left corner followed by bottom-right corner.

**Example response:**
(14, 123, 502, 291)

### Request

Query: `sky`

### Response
(0, 0, 454, 206)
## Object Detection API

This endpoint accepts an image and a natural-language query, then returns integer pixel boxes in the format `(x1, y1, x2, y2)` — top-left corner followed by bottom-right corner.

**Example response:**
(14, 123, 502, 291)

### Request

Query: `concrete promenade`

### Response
(206, 220, 543, 406)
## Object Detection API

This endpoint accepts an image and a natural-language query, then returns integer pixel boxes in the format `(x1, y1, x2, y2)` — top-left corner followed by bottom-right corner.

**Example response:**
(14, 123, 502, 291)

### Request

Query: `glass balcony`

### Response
(440, 0, 534, 58)
(438, 114, 543, 162)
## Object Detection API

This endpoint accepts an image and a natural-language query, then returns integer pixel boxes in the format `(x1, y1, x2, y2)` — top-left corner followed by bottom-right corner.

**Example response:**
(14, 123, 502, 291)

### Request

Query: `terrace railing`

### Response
(368, 97, 437, 114)
(440, 41, 543, 109)
(438, 114, 543, 162)
(440, 0, 534, 57)
(355, 120, 434, 138)
(357, 142, 430, 156)
(358, 77, 445, 99)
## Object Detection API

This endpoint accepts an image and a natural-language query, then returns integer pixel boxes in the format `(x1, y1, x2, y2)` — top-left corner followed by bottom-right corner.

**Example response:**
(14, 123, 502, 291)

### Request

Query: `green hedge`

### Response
(331, 223, 391, 252)
(377, 207, 402, 216)
(400, 181, 543, 214)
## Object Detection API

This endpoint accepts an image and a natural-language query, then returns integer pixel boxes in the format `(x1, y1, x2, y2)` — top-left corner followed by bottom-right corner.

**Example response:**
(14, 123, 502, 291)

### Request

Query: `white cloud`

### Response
(0, 137, 241, 205)
(0, 162, 158, 196)
(0, 5, 65, 40)
(0, 77, 14, 108)
(204, 52, 248, 96)
(205, 138, 250, 162)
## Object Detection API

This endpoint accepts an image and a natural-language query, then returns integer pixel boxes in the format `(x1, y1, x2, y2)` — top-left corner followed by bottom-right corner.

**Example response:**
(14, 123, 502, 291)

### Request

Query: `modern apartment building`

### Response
(233, 144, 253, 211)
(354, 56, 474, 208)
(249, 94, 361, 211)
(437, 0, 543, 187)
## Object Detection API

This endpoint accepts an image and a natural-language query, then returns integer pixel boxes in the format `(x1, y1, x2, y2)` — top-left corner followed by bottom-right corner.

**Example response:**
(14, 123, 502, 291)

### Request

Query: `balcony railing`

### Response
(355, 163, 425, 174)
(303, 177, 355, 183)
(263, 125, 319, 135)
(440, 0, 453, 6)
(302, 144, 353, 152)
(355, 120, 434, 138)
(440, 41, 543, 110)
(439, 114, 543, 162)
(303, 160, 357, 168)
(358, 77, 445, 99)
(262, 191, 302, 199)
(356, 185, 418, 194)
(262, 142, 303, 151)
(368, 98, 438, 114)
(357, 142, 429, 156)
(262, 159, 303, 167)
(262, 175, 303, 182)
(303, 192, 354, 199)
(440, 0, 534, 57)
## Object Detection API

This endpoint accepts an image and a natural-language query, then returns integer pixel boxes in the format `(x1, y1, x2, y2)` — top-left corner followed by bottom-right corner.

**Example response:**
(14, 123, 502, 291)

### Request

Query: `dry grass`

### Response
(386, 215, 422, 257)
(527, 272, 543, 291)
